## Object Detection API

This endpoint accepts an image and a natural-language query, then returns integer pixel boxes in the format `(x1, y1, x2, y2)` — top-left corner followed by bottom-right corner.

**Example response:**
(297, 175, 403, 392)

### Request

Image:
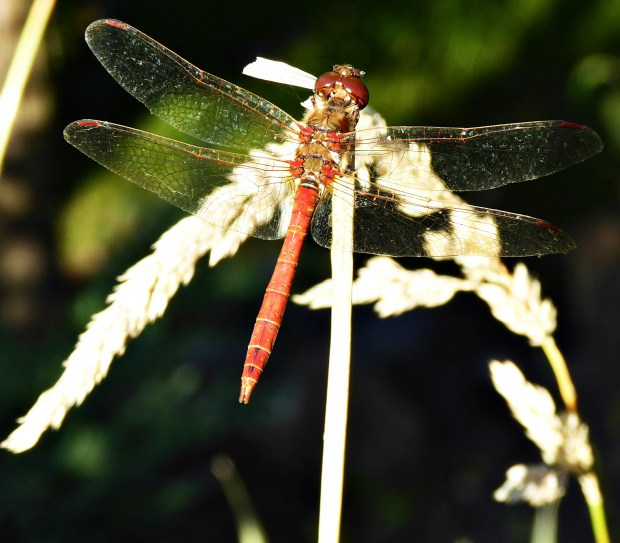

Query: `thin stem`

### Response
(318, 187, 354, 542)
(541, 340, 610, 543)
(579, 473, 610, 543)
(0, 0, 57, 176)
(541, 337, 577, 413)
(530, 500, 559, 543)
(211, 455, 269, 543)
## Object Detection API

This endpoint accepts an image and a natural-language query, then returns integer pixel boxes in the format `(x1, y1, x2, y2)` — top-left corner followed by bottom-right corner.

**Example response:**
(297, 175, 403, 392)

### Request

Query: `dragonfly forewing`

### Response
(353, 120, 603, 192)
(85, 20, 299, 152)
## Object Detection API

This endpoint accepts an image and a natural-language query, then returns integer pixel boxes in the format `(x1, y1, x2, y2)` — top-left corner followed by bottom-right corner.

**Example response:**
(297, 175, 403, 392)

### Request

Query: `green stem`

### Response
(580, 473, 610, 543)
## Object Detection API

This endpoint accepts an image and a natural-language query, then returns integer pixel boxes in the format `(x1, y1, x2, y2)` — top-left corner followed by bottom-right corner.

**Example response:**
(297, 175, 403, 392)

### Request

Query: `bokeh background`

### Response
(0, 0, 619, 541)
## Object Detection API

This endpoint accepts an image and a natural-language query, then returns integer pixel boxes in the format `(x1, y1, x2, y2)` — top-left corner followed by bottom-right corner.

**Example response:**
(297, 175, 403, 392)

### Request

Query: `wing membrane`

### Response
(64, 120, 293, 240)
(85, 20, 298, 152)
(312, 189, 575, 257)
(353, 120, 602, 191)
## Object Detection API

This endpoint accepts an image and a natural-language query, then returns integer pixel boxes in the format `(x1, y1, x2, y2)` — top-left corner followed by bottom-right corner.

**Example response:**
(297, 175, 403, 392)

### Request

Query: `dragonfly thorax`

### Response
(292, 91, 363, 189)
(305, 105, 359, 133)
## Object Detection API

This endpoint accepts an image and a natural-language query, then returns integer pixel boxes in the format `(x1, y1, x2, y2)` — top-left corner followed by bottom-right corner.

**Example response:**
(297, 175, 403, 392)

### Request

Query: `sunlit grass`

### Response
(0, 0, 56, 177)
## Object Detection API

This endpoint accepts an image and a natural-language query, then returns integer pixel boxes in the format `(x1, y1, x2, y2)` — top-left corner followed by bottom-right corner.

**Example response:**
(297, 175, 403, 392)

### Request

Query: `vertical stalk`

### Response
(580, 473, 610, 543)
(317, 186, 354, 542)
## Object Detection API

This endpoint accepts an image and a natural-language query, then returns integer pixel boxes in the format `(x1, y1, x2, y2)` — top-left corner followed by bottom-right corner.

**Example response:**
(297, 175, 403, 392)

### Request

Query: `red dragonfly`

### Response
(64, 20, 602, 403)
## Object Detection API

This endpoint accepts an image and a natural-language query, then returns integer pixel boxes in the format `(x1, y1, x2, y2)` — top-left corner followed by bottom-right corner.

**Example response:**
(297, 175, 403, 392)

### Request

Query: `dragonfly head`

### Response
(314, 65, 369, 110)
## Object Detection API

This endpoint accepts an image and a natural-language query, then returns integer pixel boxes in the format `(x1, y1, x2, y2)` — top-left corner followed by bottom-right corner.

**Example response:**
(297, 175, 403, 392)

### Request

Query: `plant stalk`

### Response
(317, 185, 354, 542)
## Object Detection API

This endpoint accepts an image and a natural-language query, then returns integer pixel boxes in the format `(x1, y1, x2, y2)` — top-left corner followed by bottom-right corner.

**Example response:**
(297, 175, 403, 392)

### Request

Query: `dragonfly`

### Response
(64, 19, 602, 403)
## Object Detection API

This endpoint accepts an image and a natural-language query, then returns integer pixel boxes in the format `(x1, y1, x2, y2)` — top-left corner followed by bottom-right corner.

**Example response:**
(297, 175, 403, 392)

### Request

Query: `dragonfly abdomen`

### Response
(239, 181, 320, 403)
(240, 113, 355, 402)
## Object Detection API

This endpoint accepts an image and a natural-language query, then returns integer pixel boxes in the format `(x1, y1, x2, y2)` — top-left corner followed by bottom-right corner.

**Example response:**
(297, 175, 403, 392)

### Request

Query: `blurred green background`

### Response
(1, 0, 618, 541)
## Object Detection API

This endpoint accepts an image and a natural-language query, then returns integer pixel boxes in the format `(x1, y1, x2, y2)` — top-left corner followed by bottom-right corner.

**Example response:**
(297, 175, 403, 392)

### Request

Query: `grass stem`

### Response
(0, 0, 57, 176)
(318, 186, 354, 542)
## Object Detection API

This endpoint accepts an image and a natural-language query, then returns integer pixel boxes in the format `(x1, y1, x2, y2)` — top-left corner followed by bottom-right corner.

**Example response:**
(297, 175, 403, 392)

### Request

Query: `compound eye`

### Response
(314, 72, 340, 94)
(341, 75, 369, 109)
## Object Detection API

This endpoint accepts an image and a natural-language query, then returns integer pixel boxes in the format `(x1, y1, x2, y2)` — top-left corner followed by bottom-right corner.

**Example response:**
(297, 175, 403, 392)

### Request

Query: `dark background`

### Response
(0, 0, 618, 541)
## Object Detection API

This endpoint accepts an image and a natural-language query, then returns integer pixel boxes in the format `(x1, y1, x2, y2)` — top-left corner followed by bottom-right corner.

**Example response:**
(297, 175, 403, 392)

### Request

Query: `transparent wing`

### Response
(311, 189, 575, 257)
(352, 120, 602, 192)
(84, 20, 299, 151)
(64, 120, 295, 240)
